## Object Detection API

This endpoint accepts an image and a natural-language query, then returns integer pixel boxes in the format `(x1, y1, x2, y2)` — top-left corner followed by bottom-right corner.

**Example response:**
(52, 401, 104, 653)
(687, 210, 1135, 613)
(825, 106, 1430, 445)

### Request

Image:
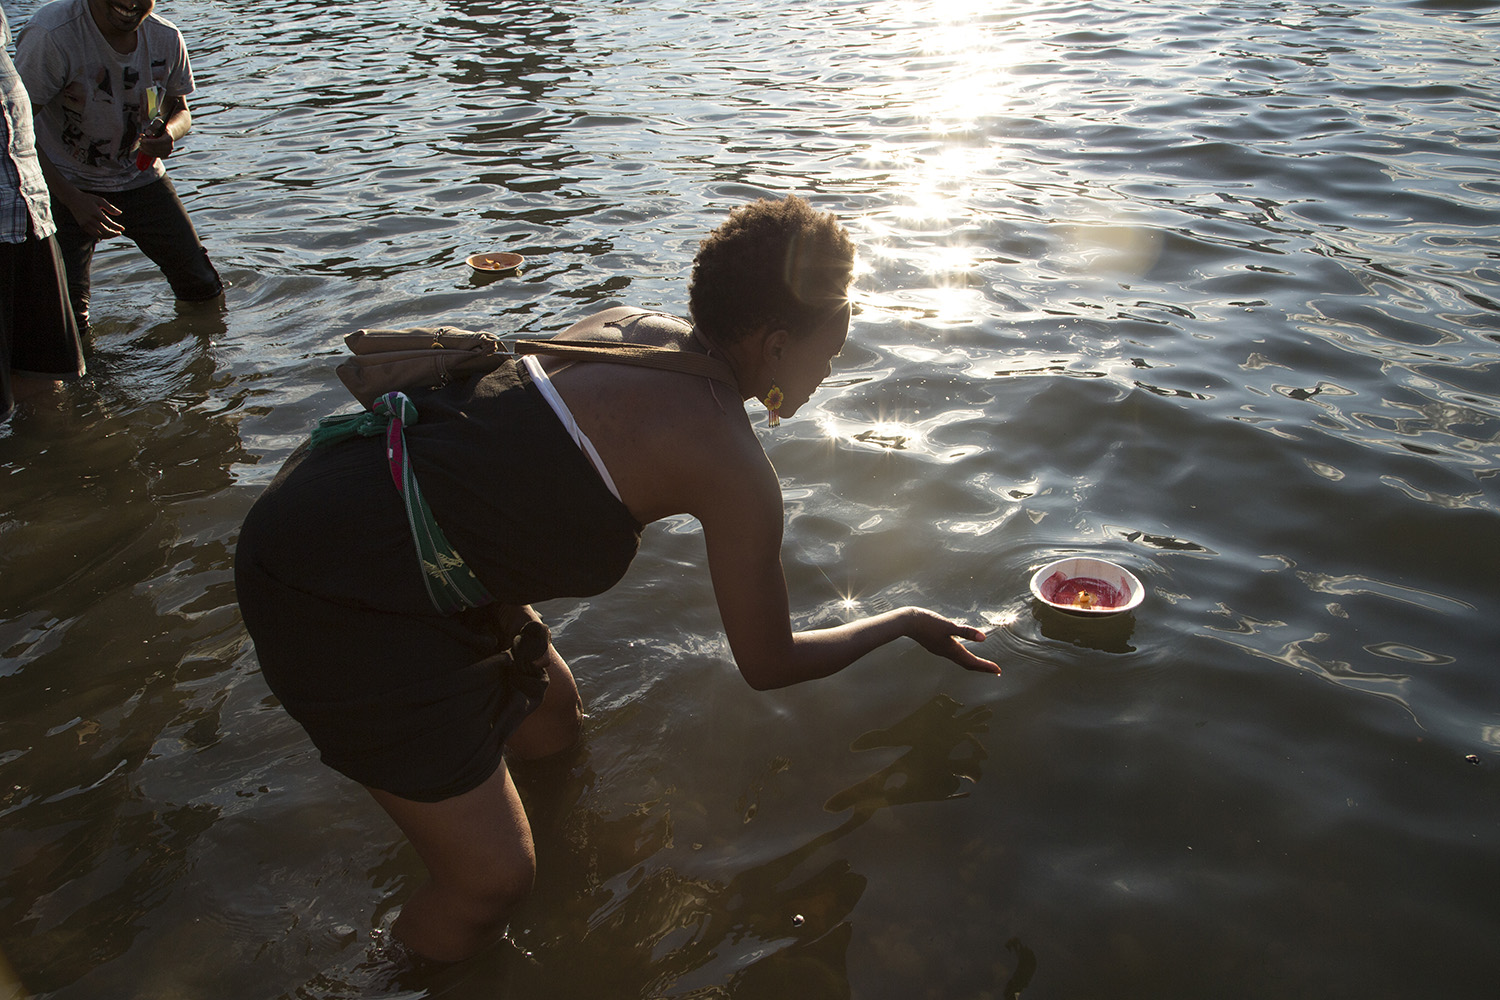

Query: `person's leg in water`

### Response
(368, 763, 536, 964)
(116, 178, 224, 306)
(48, 195, 95, 333)
(365, 607, 583, 963)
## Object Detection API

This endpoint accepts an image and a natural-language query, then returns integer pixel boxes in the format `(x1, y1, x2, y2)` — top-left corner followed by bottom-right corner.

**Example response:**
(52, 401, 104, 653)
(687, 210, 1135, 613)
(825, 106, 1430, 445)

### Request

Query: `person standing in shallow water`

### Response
(0, 8, 84, 422)
(15, 0, 222, 333)
(233, 196, 1001, 965)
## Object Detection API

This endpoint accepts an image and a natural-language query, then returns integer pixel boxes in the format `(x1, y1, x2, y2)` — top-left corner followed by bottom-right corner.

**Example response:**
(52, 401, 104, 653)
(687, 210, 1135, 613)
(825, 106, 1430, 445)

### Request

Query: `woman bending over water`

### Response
(233, 195, 999, 963)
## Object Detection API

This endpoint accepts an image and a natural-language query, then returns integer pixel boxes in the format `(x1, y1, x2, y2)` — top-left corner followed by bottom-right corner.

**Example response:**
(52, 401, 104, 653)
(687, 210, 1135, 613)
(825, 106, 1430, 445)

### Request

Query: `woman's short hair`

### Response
(689, 196, 855, 343)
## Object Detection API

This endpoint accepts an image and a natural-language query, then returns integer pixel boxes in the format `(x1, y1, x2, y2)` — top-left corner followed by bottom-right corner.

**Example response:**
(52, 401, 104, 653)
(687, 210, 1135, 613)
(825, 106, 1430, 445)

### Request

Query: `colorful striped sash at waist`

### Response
(309, 392, 493, 615)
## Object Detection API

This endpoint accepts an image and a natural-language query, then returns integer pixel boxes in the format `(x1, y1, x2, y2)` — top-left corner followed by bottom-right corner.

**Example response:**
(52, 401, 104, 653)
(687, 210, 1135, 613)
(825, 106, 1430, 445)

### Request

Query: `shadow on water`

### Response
(0, 302, 254, 993)
(1031, 603, 1139, 654)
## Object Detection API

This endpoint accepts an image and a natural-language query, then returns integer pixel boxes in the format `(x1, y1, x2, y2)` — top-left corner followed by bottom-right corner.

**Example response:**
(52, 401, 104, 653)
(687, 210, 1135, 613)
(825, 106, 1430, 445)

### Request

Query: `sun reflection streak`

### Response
(851, 2, 1041, 329)
(908, 1, 1034, 133)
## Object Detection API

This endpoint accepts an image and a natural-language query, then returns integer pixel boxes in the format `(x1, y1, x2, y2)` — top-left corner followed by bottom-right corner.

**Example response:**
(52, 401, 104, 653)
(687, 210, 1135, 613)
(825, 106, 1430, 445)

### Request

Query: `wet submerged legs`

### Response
(364, 624, 583, 963)
(367, 762, 536, 963)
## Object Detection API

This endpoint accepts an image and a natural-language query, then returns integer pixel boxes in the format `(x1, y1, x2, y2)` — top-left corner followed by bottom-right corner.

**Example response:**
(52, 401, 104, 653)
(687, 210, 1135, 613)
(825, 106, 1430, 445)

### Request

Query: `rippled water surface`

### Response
(3, 0, 1499, 997)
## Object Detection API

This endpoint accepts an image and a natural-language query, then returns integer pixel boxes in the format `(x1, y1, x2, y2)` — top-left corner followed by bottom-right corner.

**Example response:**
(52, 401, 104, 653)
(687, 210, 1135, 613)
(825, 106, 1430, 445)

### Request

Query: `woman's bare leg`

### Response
(367, 763, 535, 963)
(365, 605, 583, 962)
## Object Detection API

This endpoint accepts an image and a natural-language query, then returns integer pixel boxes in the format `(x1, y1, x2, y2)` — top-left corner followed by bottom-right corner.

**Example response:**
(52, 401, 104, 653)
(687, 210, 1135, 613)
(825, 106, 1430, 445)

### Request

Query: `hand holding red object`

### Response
(135, 116, 167, 170)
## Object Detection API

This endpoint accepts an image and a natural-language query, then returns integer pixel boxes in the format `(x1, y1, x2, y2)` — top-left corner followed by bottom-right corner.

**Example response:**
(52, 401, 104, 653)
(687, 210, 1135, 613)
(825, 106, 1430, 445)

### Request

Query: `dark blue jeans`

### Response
(51, 175, 223, 330)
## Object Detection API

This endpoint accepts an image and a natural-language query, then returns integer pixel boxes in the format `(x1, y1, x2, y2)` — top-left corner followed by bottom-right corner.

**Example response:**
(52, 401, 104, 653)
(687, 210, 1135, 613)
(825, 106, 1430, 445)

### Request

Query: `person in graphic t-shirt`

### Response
(15, 0, 222, 332)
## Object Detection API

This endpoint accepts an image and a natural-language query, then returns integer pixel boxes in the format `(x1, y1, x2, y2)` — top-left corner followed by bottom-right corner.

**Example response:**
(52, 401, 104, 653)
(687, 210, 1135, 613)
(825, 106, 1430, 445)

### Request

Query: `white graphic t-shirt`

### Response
(15, 0, 195, 193)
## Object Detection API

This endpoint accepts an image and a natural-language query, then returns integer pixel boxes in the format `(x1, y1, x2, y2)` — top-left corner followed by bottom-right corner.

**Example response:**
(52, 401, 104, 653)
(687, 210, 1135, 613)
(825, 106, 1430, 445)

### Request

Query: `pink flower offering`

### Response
(1029, 558, 1145, 615)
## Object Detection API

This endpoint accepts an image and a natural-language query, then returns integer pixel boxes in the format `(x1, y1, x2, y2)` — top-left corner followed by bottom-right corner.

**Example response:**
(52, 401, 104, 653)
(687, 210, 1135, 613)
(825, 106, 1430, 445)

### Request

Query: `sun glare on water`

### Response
(909, 0, 1033, 133)
(851, 2, 1039, 326)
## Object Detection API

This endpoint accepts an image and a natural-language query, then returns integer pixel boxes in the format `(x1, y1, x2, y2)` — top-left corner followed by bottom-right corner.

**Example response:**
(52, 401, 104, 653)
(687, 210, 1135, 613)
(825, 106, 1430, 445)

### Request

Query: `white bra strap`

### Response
(521, 355, 623, 502)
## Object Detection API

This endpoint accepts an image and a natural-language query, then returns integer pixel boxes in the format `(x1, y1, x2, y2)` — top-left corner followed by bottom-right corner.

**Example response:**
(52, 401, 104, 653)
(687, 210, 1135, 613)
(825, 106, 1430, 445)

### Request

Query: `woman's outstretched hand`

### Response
(901, 607, 1001, 675)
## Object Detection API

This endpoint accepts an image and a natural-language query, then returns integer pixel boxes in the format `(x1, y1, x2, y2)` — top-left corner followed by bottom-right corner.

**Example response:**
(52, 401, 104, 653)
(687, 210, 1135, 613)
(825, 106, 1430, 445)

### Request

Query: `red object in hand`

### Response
(136, 117, 166, 171)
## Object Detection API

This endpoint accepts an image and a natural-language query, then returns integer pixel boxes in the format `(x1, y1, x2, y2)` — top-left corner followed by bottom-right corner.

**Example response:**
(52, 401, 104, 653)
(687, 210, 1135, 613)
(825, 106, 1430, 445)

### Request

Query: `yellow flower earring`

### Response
(762, 383, 784, 428)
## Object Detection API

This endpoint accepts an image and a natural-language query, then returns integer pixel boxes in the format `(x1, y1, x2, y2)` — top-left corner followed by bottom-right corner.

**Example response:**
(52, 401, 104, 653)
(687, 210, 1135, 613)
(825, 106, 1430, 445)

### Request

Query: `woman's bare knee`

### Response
(395, 877, 529, 962)
(434, 851, 535, 923)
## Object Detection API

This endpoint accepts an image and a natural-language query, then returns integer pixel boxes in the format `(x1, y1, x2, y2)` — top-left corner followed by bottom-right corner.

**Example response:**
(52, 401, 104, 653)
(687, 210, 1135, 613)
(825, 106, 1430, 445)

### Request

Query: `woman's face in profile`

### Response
(776, 301, 851, 419)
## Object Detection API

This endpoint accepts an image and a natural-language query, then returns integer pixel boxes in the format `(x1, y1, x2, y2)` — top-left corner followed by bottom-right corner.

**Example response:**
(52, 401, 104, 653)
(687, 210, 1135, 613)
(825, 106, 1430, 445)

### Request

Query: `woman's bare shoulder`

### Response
(599, 383, 777, 525)
(555, 307, 692, 346)
(670, 404, 781, 516)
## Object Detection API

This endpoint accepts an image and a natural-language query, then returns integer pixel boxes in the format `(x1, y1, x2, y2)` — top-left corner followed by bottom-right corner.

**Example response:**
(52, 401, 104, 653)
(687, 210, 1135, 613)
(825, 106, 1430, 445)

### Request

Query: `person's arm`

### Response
(33, 145, 123, 239)
(136, 94, 190, 161)
(697, 451, 999, 691)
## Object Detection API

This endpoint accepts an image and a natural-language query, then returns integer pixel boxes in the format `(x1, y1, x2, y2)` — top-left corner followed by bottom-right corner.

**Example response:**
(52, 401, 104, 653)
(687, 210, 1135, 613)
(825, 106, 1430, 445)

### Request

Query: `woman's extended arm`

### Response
(698, 455, 999, 690)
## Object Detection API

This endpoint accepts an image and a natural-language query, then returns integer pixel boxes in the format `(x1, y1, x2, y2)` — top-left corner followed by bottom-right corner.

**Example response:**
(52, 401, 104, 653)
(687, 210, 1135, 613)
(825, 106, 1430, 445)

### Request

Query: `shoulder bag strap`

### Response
(512, 339, 739, 390)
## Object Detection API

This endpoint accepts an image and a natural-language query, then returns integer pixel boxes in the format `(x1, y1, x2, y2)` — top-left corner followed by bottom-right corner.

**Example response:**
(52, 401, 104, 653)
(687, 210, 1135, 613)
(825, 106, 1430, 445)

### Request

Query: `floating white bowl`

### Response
(1029, 557, 1144, 615)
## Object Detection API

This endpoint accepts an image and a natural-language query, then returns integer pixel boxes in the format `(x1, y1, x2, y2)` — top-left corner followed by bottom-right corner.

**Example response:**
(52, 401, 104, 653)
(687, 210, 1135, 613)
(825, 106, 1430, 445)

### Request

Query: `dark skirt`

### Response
(1, 228, 84, 420)
(233, 438, 546, 803)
